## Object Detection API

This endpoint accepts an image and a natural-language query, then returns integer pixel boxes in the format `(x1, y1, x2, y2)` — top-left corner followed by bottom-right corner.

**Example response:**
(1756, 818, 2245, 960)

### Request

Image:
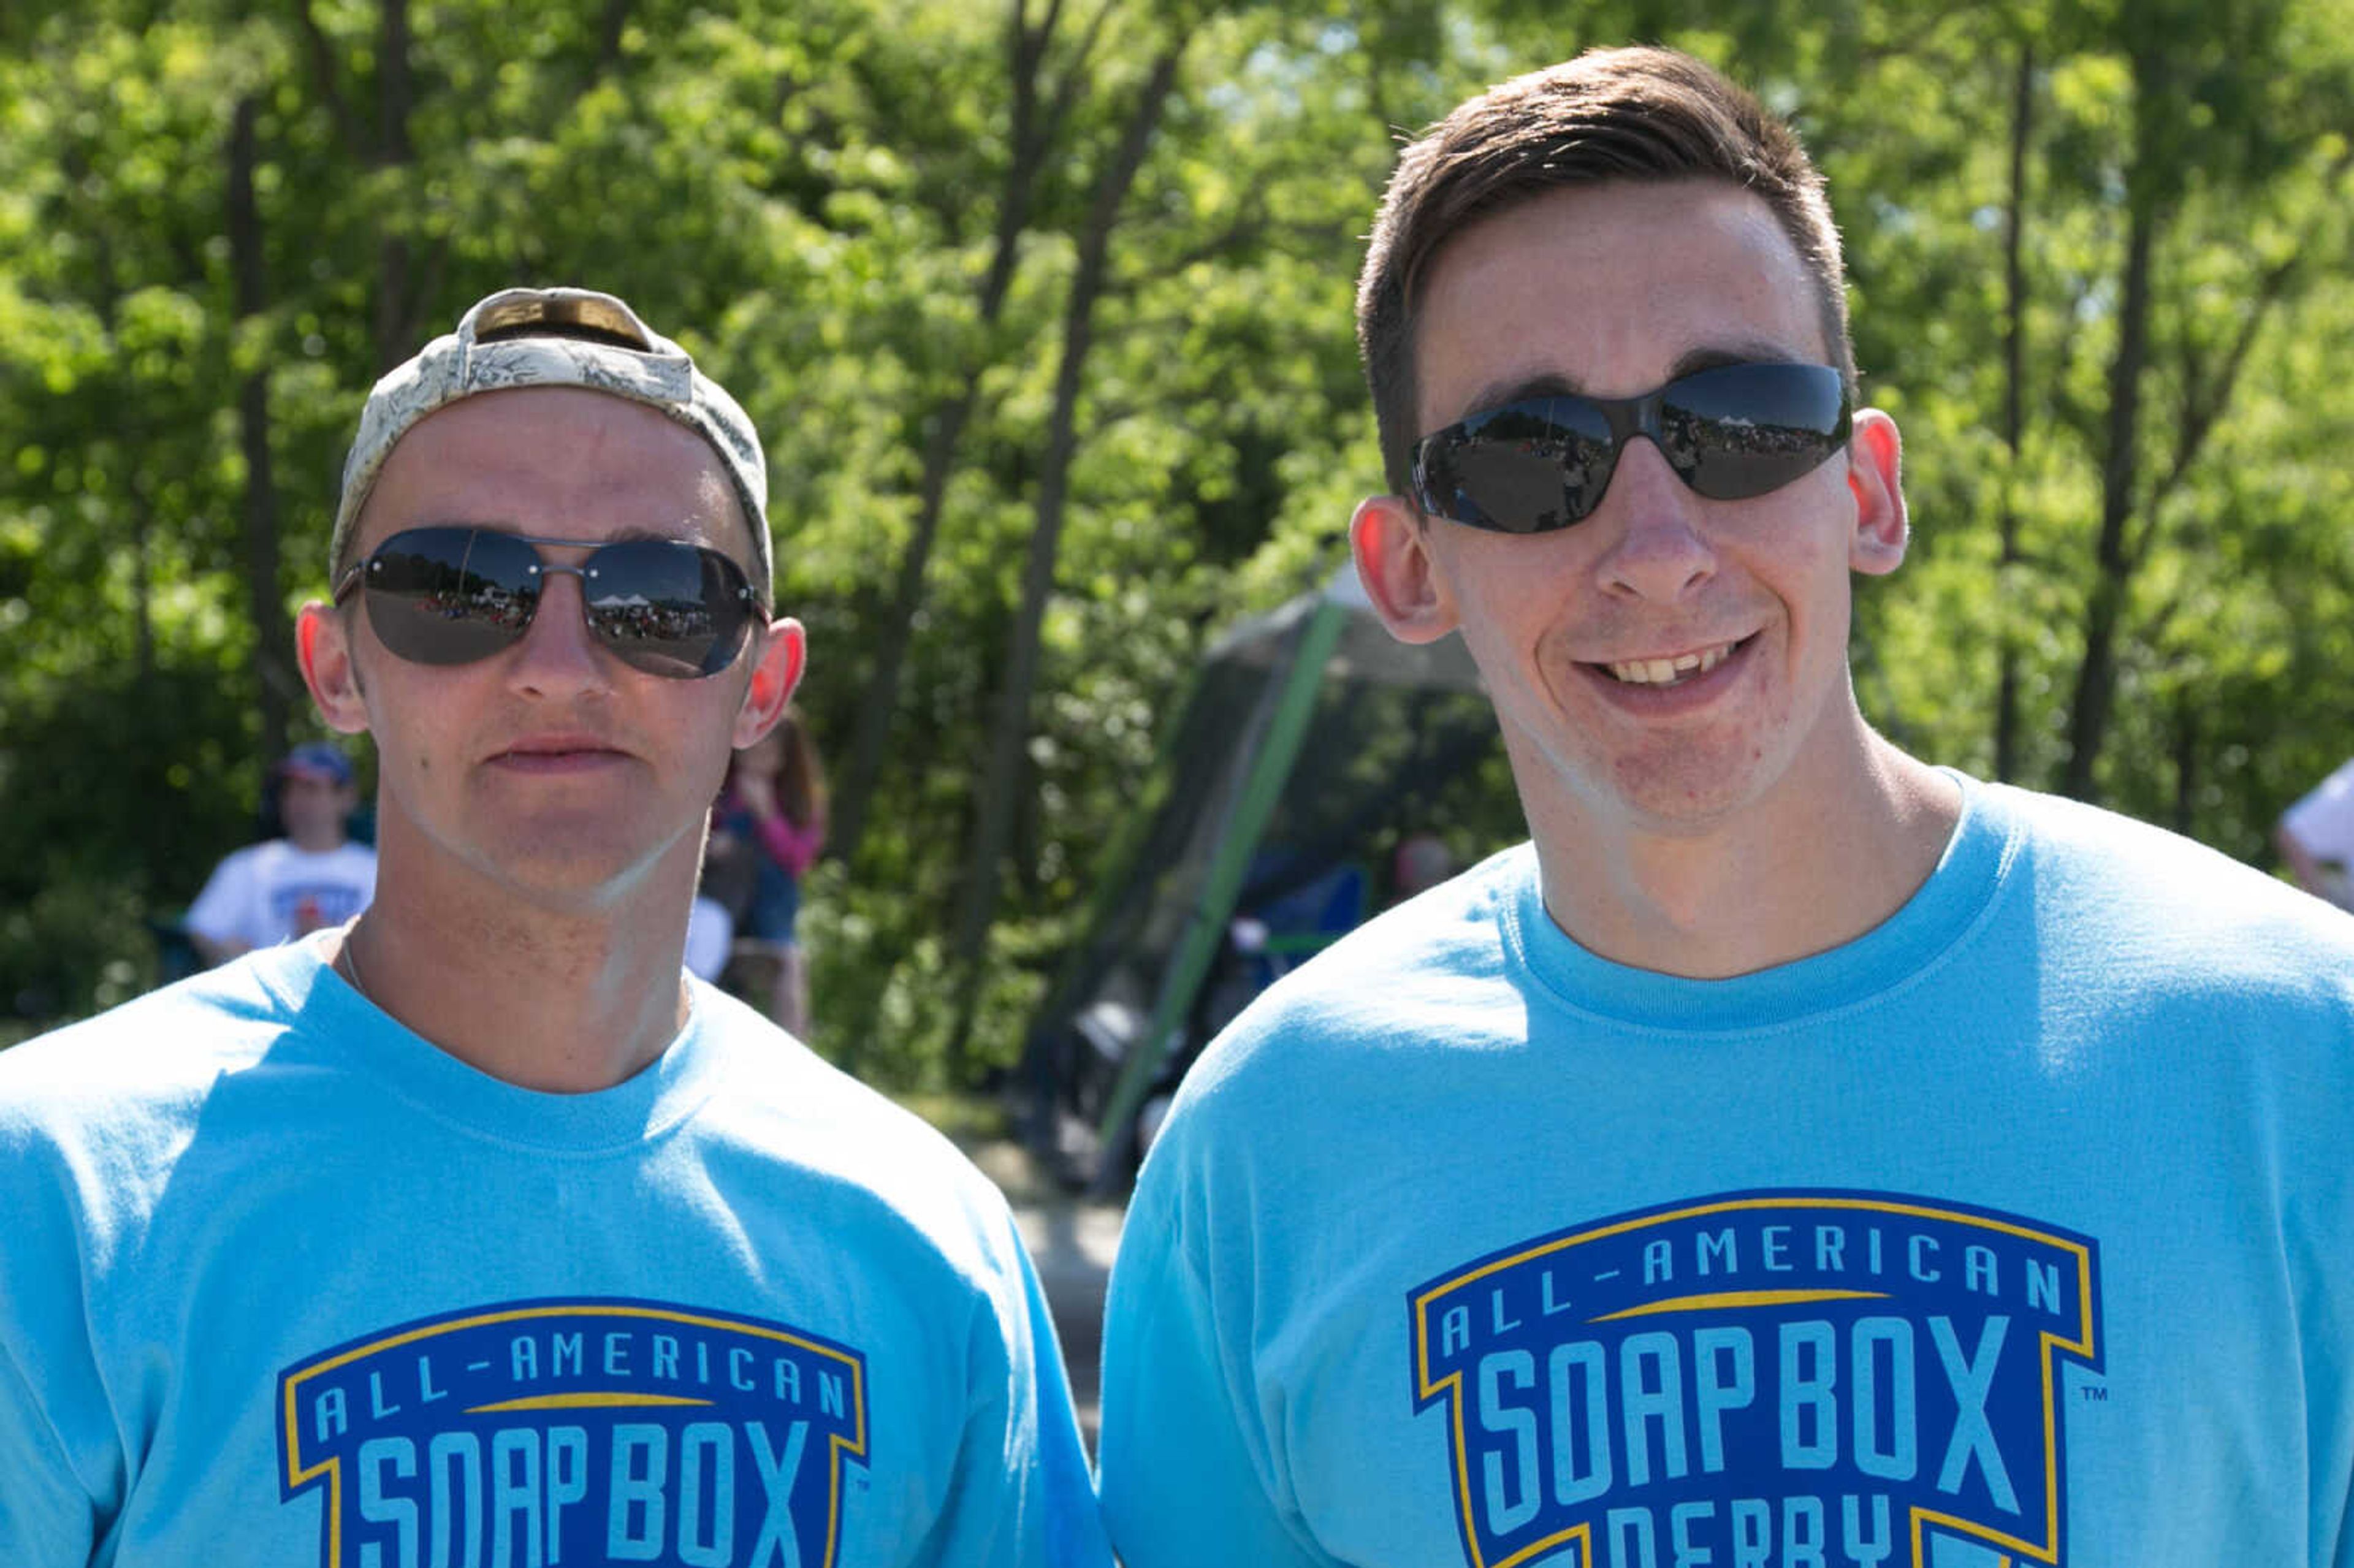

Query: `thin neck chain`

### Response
(338, 921, 375, 1006)
(336, 919, 695, 1038)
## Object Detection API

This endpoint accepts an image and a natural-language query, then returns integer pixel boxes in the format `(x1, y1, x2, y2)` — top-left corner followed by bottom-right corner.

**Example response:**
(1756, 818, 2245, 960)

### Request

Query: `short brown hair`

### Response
(1355, 46, 1854, 495)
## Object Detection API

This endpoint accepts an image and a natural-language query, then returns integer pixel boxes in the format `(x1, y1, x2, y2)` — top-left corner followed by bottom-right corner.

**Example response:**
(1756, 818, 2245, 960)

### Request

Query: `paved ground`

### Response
(963, 1139, 1126, 1452)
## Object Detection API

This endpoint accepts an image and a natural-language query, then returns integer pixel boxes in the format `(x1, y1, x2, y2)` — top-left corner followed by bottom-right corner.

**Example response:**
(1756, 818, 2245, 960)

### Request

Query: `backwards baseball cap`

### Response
(329, 286, 771, 598)
(274, 742, 355, 788)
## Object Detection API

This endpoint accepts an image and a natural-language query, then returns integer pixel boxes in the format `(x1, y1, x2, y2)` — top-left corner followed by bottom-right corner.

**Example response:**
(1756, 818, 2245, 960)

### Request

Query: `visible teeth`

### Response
(1609, 642, 1735, 685)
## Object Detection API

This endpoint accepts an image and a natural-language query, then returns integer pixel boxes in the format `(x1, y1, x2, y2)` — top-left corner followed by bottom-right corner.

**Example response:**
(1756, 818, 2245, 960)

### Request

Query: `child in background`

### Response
(711, 706, 826, 1037)
(2276, 754, 2354, 911)
(186, 743, 377, 967)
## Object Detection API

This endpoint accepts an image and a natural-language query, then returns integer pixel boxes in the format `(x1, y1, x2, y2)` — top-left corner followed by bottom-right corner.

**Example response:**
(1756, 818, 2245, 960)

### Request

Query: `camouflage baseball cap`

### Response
(329, 286, 771, 598)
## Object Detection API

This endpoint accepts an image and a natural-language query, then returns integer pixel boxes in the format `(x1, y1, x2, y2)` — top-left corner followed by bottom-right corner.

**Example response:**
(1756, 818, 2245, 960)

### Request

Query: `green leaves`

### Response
(6, 0, 2352, 1060)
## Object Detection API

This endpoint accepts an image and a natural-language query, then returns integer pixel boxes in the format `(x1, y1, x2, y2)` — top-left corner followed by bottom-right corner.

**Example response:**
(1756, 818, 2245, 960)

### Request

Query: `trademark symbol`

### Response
(2080, 1385, 2109, 1402)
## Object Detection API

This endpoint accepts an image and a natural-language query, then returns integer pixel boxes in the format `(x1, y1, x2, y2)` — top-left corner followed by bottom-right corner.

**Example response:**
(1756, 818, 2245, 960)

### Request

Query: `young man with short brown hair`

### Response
(1100, 47, 2354, 1568)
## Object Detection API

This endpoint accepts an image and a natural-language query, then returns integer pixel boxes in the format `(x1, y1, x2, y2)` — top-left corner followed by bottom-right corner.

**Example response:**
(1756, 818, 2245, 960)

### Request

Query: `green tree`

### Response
(7, 0, 2352, 1074)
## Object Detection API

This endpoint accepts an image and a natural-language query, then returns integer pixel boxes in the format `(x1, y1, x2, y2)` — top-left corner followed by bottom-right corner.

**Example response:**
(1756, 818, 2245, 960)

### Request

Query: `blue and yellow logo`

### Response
(1410, 1190, 2101, 1568)
(278, 1297, 868, 1568)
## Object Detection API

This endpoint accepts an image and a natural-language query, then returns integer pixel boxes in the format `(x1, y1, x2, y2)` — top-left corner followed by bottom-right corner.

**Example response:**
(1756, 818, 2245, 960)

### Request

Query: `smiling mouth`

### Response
(1600, 637, 1746, 687)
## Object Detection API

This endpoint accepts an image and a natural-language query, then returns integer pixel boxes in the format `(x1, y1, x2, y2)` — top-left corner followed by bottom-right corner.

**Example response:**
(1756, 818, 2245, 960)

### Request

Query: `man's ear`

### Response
(1350, 495, 1458, 645)
(734, 617, 806, 749)
(297, 602, 371, 736)
(1846, 408, 1908, 577)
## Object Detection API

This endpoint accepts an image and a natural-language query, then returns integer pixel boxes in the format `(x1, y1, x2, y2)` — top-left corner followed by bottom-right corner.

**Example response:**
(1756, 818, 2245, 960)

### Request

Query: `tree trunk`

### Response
(74, 143, 156, 683)
(2059, 156, 2157, 802)
(945, 40, 1184, 1067)
(131, 491, 154, 682)
(598, 0, 631, 69)
(2052, 48, 2328, 804)
(293, 0, 364, 153)
(830, 391, 983, 864)
(373, 0, 416, 371)
(831, 0, 1091, 864)
(230, 96, 292, 766)
(1994, 42, 2031, 784)
(2172, 690, 2198, 835)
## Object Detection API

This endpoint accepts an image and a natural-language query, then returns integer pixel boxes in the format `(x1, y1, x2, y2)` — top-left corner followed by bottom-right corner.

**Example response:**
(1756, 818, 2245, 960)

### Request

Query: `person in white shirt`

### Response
(184, 741, 376, 964)
(2276, 754, 2354, 910)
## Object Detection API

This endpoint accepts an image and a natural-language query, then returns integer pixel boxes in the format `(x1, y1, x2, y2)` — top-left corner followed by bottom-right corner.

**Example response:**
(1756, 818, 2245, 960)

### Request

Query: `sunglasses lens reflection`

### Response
(1416, 363, 1848, 533)
(365, 531, 543, 666)
(1435, 399, 1614, 534)
(359, 528, 752, 679)
(1669, 364, 1850, 501)
(583, 540, 752, 679)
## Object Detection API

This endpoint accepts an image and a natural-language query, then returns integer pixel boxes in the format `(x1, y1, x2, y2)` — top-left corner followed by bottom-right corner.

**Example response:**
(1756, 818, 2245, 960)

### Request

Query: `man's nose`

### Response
(1591, 438, 1716, 603)
(506, 568, 615, 697)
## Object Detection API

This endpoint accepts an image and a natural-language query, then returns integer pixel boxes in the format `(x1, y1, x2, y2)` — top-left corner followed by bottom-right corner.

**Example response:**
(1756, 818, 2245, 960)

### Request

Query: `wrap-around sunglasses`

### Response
(333, 527, 760, 679)
(1410, 361, 1852, 535)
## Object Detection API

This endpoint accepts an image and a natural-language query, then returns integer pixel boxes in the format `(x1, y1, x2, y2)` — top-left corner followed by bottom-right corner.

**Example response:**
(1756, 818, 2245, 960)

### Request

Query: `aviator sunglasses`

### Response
(1410, 362, 1852, 535)
(332, 527, 760, 679)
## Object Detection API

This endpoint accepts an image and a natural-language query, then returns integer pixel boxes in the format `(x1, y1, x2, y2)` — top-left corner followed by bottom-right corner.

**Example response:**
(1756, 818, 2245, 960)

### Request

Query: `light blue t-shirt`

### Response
(1099, 777, 2354, 1568)
(0, 941, 1109, 1568)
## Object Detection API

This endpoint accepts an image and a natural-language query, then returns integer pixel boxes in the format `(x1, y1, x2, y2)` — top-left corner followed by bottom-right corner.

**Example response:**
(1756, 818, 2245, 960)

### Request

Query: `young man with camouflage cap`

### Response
(0, 286, 1108, 1568)
(1100, 47, 2354, 1568)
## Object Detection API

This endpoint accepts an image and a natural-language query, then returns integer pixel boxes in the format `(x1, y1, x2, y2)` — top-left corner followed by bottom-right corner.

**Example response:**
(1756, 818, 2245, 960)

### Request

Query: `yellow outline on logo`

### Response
(1409, 1195, 2098, 1568)
(281, 1301, 869, 1568)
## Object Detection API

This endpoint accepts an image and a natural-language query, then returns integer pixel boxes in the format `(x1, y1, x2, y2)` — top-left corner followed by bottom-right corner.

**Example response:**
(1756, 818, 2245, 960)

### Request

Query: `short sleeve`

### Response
(1097, 1172, 1327, 1568)
(918, 1201, 1111, 1568)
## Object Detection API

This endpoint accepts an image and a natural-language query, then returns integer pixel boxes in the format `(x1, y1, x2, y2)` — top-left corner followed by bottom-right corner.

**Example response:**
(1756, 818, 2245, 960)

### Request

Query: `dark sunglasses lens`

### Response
(581, 541, 753, 679)
(363, 528, 541, 666)
(1426, 397, 1616, 533)
(1667, 363, 1849, 500)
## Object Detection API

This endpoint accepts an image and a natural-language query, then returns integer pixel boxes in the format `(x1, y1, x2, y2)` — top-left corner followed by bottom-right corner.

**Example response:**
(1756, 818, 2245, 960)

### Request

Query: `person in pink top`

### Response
(709, 704, 827, 1035)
